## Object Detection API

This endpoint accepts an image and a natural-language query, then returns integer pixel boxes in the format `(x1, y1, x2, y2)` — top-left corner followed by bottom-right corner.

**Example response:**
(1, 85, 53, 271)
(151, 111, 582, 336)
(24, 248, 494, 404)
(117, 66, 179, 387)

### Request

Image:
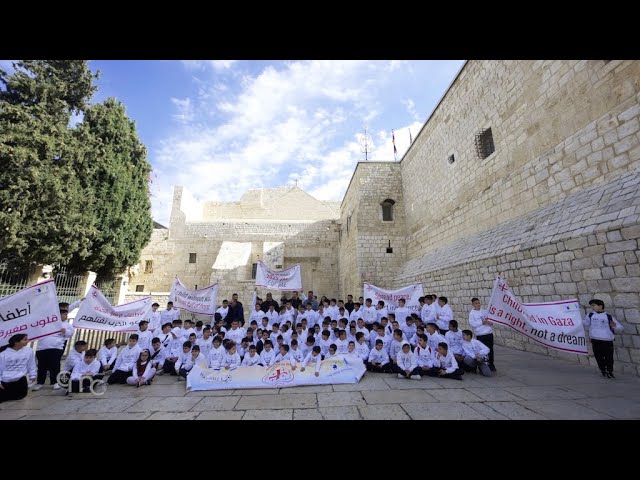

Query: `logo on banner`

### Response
(35, 286, 48, 295)
(262, 364, 294, 386)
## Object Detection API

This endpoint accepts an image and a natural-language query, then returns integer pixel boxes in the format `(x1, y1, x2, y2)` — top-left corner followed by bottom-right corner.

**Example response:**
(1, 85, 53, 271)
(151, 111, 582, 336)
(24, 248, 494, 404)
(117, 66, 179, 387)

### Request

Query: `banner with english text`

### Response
(363, 283, 424, 314)
(186, 354, 366, 391)
(487, 276, 587, 354)
(169, 277, 218, 315)
(73, 285, 152, 332)
(0, 279, 62, 347)
(255, 261, 302, 291)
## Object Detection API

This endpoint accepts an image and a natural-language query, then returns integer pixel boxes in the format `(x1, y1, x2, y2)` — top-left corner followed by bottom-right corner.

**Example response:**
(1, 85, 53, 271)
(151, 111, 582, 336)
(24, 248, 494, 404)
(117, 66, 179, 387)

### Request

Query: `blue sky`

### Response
(2, 60, 465, 226)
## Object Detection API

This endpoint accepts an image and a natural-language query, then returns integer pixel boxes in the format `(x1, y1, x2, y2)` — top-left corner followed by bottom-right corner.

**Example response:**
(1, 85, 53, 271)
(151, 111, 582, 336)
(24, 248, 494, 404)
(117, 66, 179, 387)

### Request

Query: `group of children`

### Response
(0, 292, 624, 404)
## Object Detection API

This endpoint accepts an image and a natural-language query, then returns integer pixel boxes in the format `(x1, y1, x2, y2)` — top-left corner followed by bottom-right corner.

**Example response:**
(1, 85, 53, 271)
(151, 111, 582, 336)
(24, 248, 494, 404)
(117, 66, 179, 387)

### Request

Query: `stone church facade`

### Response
(129, 60, 640, 375)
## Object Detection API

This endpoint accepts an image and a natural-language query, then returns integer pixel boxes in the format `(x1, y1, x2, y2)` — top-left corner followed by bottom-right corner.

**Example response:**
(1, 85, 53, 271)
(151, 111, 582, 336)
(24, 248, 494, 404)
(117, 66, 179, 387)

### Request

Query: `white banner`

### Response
(255, 261, 302, 291)
(0, 279, 62, 347)
(487, 276, 587, 355)
(169, 277, 218, 316)
(363, 283, 424, 313)
(73, 285, 152, 332)
(187, 354, 366, 391)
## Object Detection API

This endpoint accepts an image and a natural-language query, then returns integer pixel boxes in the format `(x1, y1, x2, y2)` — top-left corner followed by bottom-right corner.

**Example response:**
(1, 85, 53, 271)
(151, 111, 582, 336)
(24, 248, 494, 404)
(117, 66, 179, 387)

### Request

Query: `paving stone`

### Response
(125, 396, 202, 412)
(146, 412, 200, 420)
(401, 402, 488, 420)
(466, 402, 509, 420)
(317, 392, 366, 407)
(575, 397, 640, 419)
(190, 396, 239, 411)
(196, 410, 245, 420)
(362, 389, 437, 404)
(293, 409, 324, 420)
(359, 404, 410, 420)
(242, 409, 293, 420)
(504, 386, 586, 401)
(20, 412, 147, 420)
(319, 406, 362, 420)
(76, 397, 143, 413)
(428, 389, 484, 402)
(235, 393, 317, 410)
(480, 402, 548, 420)
(463, 388, 522, 402)
(517, 400, 613, 419)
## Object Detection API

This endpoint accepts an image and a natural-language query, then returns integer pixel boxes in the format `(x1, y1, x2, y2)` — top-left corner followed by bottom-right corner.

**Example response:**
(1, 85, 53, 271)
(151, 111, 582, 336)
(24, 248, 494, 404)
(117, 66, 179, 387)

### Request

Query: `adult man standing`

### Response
(345, 294, 355, 315)
(303, 290, 319, 311)
(289, 291, 302, 310)
(261, 293, 279, 313)
(227, 293, 245, 327)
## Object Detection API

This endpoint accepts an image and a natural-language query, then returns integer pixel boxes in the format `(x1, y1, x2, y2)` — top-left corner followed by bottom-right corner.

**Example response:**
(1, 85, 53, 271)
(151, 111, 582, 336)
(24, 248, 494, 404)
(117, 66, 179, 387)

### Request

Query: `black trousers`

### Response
(0, 377, 29, 403)
(36, 348, 64, 385)
(71, 376, 98, 393)
(391, 364, 422, 377)
(426, 367, 464, 380)
(107, 369, 130, 385)
(591, 339, 614, 374)
(476, 333, 495, 367)
(366, 362, 391, 373)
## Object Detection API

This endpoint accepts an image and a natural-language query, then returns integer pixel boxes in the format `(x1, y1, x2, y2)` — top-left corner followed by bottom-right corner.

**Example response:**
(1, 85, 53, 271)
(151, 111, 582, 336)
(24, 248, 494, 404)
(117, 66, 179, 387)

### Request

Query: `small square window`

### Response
(475, 128, 495, 160)
(135, 285, 144, 292)
(189, 253, 197, 263)
(144, 260, 153, 273)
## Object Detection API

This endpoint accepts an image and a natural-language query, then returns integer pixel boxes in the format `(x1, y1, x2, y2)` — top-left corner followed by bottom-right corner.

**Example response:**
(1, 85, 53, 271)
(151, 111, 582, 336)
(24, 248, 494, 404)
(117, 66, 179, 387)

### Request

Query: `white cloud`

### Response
(150, 60, 463, 225)
(171, 97, 194, 124)
(209, 60, 237, 70)
(402, 98, 420, 121)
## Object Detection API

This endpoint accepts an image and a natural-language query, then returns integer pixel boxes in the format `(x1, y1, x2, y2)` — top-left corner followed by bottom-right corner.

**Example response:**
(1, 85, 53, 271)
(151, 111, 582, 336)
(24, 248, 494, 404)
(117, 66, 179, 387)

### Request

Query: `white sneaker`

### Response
(410, 375, 421, 380)
(31, 384, 43, 391)
(52, 383, 62, 390)
(397, 373, 404, 379)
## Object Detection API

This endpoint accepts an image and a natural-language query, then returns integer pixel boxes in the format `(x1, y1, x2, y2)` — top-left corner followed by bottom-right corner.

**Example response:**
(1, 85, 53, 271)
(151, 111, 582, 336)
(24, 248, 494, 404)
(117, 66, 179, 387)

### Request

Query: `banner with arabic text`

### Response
(187, 354, 366, 391)
(0, 279, 62, 347)
(73, 285, 152, 332)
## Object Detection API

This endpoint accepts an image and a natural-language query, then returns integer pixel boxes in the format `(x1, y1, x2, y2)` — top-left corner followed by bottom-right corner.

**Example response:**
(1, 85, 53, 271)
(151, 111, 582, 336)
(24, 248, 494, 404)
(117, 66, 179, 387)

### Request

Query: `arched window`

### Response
(381, 199, 395, 221)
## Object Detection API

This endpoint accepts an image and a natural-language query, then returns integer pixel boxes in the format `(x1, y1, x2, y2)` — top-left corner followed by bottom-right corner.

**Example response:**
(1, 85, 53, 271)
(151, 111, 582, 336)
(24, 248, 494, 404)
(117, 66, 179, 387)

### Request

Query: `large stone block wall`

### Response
(393, 168, 640, 375)
(339, 162, 407, 297)
(401, 60, 640, 259)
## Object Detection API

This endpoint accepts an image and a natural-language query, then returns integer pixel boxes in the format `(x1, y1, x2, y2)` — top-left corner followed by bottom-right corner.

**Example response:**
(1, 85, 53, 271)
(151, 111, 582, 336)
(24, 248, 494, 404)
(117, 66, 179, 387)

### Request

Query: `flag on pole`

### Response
(392, 129, 397, 160)
(409, 128, 413, 144)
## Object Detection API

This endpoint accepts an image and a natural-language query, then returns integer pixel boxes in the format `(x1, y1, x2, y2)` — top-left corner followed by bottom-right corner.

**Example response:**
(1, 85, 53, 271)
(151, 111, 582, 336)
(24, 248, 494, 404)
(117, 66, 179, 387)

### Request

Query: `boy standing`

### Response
(584, 299, 623, 378)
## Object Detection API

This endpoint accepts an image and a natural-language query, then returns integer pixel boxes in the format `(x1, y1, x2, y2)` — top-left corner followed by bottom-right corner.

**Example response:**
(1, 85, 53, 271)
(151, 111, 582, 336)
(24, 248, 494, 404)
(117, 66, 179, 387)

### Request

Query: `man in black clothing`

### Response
(226, 293, 244, 327)
(261, 293, 279, 313)
(290, 291, 302, 310)
(345, 295, 355, 315)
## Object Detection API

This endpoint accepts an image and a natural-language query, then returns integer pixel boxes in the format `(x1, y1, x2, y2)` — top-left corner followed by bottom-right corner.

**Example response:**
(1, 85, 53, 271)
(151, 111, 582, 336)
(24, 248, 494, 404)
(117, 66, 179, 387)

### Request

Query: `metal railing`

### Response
(52, 267, 83, 304)
(0, 269, 29, 299)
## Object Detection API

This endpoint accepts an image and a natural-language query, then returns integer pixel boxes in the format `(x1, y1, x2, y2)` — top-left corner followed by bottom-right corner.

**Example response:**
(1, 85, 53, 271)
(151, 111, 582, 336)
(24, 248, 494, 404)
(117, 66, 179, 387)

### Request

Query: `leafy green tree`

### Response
(71, 98, 153, 278)
(0, 61, 97, 271)
(0, 61, 153, 278)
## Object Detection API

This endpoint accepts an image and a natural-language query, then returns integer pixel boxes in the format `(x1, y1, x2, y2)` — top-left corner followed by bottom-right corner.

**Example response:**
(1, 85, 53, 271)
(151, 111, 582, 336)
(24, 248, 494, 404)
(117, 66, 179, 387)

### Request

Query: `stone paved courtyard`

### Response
(2, 345, 639, 420)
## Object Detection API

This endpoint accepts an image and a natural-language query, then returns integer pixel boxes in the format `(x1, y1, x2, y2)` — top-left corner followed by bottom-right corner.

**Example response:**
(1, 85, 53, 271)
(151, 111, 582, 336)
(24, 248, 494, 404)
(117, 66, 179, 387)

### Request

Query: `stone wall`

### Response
(339, 162, 407, 296)
(393, 168, 640, 375)
(384, 59, 640, 375)
(400, 60, 640, 259)
(129, 186, 341, 319)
